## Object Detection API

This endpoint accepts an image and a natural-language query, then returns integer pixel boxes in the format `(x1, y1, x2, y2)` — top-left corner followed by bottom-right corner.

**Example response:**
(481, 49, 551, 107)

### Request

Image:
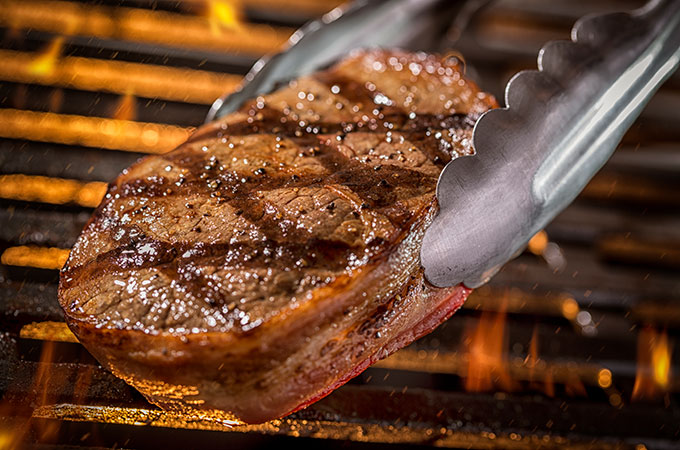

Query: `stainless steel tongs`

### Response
(207, 0, 680, 289)
(422, 0, 680, 288)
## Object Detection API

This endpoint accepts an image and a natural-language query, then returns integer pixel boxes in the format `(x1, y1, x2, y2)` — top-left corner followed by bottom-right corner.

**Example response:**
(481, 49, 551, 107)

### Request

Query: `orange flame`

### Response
(0, 401, 28, 449)
(526, 325, 539, 382)
(48, 88, 64, 113)
(112, 92, 137, 121)
(564, 368, 587, 397)
(73, 365, 95, 404)
(30, 343, 55, 382)
(543, 368, 555, 398)
(463, 296, 514, 392)
(0, 341, 62, 448)
(525, 325, 555, 397)
(33, 342, 61, 443)
(632, 327, 673, 401)
(207, 0, 243, 35)
(28, 36, 64, 76)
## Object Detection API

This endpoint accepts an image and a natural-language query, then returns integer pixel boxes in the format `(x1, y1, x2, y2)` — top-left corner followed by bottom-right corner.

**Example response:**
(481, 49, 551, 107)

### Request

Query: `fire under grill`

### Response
(1, 0, 679, 448)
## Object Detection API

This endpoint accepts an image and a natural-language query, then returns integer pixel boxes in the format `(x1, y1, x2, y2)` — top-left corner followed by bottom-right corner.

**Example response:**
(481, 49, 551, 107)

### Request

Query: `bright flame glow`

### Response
(28, 36, 64, 76)
(654, 339, 671, 388)
(34, 341, 62, 443)
(525, 325, 555, 397)
(208, 0, 242, 35)
(35, 342, 57, 406)
(0, 329, 88, 447)
(0, 432, 13, 449)
(463, 296, 514, 392)
(632, 327, 672, 400)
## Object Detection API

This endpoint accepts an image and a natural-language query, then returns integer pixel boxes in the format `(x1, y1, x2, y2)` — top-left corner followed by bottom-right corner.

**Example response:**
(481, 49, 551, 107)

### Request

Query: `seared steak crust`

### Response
(59, 49, 496, 423)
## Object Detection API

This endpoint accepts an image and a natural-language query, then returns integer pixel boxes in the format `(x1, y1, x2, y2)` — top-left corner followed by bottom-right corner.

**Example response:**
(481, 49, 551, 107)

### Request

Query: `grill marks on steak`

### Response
(63, 132, 435, 330)
(59, 49, 496, 423)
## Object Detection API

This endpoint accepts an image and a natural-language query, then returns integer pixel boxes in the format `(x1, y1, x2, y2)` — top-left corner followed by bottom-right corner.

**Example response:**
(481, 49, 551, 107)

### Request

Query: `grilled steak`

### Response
(59, 49, 497, 424)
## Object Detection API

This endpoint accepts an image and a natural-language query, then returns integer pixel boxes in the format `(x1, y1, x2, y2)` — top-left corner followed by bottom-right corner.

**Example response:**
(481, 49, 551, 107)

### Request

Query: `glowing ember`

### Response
(28, 36, 64, 76)
(632, 327, 673, 400)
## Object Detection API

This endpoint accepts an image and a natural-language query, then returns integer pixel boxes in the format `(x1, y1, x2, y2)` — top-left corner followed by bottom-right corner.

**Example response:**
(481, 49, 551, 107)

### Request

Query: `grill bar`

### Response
(0, 109, 192, 153)
(1, 337, 677, 450)
(0, 0, 292, 55)
(0, 49, 241, 104)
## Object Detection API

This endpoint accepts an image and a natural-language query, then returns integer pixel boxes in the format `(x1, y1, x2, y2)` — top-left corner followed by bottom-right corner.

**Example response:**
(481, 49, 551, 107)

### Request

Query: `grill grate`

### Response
(1, 0, 679, 449)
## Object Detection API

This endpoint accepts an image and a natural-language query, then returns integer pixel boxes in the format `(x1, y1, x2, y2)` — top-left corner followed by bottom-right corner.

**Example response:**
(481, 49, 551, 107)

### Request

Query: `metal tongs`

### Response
(207, 0, 680, 289)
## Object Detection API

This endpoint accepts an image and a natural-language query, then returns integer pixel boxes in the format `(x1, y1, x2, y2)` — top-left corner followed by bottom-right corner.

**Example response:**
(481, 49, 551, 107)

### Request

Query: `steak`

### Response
(58, 49, 497, 424)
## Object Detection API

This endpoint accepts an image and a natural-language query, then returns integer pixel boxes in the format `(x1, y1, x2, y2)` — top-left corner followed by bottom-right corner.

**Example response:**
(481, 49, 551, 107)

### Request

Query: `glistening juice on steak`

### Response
(58, 49, 497, 424)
